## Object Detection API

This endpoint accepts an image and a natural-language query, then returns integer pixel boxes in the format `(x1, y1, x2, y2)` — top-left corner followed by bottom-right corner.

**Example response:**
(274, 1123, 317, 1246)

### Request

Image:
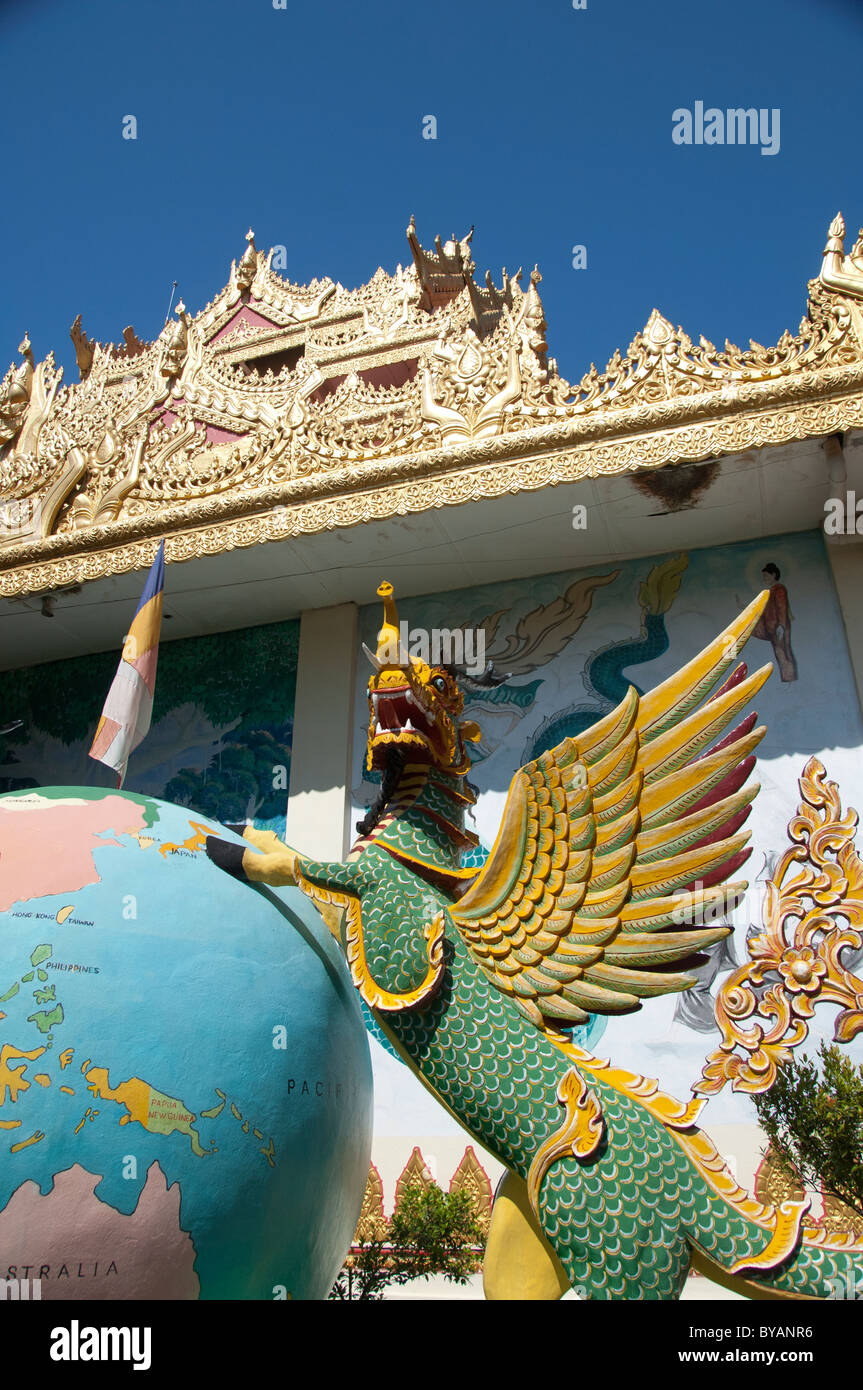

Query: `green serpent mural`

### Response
(526, 554, 689, 760)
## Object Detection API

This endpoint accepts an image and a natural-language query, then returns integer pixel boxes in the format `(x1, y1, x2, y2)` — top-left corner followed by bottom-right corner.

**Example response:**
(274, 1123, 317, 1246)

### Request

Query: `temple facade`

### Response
(3, 212, 863, 1293)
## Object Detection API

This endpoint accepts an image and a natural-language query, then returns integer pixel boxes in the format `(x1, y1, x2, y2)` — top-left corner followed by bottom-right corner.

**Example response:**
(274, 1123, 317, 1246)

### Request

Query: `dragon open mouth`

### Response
(369, 684, 444, 765)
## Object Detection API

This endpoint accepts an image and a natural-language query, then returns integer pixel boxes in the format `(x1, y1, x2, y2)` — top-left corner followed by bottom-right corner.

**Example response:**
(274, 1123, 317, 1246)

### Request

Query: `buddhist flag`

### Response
(89, 540, 165, 787)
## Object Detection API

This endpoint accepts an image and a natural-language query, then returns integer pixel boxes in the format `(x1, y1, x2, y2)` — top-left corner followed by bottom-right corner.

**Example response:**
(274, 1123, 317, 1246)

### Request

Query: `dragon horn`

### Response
(373, 580, 408, 667)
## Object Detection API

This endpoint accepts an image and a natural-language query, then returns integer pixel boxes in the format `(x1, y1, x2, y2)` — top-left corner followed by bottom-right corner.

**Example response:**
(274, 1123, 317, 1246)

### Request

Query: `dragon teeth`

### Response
(404, 718, 414, 732)
(375, 721, 384, 735)
(405, 690, 432, 722)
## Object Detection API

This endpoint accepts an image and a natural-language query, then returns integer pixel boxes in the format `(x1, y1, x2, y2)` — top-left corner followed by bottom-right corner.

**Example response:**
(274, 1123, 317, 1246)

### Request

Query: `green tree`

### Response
(329, 1183, 486, 1301)
(753, 1042, 863, 1219)
(164, 726, 292, 822)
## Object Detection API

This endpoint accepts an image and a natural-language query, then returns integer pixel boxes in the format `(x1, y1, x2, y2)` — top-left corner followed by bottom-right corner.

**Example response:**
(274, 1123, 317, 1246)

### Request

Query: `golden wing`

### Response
(449, 591, 772, 1030)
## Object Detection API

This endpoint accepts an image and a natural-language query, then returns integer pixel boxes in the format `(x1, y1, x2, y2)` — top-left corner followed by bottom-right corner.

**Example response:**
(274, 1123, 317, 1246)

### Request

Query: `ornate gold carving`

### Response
(359, 264, 424, 343)
(527, 1067, 604, 1215)
(235, 228, 258, 294)
(697, 757, 863, 1097)
(70, 316, 150, 383)
(449, 1147, 493, 1235)
(727, 1199, 811, 1276)
(756, 1140, 863, 1243)
(422, 324, 521, 442)
(525, 281, 861, 425)
(3, 370, 863, 601)
(0, 335, 35, 446)
(407, 215, 475, 311)
(820, 212, 863, 303)
(70, 315, 96, 381)
(0, 337, 62, 461)
(3, 214, 863, 594)
(753, 1145, 863, 1241)
(156, 302, 191, 379)
(394, 1146, 434, 1207)
(1, 372, 862, 599)
(353, 1163, 389, 1243)
(821, 1191, 863, 1241)
(565, 1042, 707, 1130)
(755, 1147, 807, 1211)
(67, 431, 145, 529)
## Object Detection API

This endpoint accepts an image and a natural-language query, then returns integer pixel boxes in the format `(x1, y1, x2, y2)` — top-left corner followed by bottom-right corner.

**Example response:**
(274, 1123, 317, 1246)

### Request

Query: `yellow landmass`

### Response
(0, 1120, 21, 1130)
(11, 1130, 44, 1153)
(130, 832, 155, 849)
(159, 820, 217, 858)
(59, 1048, 74, 1070)
(60, 1086, 74, 1096)
(84, 1065, 209, 1157)
(33, 1073, 50, 1088)
(0, 1043, 46, 1106)
(56, 905, 74, 924)
(73, 1106, 99, 1135)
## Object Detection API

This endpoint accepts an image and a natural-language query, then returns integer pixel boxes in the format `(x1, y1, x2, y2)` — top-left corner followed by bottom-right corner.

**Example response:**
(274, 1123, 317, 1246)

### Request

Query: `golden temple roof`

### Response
(1, 213, 863, 598)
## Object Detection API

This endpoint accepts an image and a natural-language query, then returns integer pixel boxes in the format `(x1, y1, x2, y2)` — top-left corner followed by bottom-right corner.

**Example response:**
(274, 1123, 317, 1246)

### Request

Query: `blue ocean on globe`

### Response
(0, 787, 373, 1300)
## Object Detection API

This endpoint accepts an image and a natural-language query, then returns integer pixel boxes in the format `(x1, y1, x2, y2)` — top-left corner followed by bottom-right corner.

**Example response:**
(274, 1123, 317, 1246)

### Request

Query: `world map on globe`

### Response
(0, 787, 373, 1300)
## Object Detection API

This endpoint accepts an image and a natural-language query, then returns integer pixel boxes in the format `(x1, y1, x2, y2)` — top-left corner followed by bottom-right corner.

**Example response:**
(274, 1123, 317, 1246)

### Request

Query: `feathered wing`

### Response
(448, 591, 772, 1030)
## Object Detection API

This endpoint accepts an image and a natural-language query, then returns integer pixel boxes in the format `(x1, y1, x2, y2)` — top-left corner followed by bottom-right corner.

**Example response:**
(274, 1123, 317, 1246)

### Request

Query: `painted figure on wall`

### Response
(752, 562, 798, 682)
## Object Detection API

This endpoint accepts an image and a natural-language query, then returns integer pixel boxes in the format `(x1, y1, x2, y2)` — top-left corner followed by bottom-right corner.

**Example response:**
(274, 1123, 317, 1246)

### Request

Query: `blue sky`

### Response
(2, 0, 862, 384)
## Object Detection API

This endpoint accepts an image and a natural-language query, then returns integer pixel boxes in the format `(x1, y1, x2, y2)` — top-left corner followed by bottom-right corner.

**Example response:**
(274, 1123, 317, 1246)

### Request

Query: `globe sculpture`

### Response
(0, 787, 373, 1300)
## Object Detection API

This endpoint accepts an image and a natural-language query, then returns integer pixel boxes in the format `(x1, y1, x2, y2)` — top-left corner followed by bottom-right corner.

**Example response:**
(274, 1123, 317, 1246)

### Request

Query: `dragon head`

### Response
(364, 581, 481, 775)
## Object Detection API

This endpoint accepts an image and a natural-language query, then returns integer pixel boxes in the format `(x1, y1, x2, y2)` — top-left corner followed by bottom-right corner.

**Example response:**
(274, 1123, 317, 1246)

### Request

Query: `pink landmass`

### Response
(0, 1161, 200, 1299)
(0, 795, 148, 912)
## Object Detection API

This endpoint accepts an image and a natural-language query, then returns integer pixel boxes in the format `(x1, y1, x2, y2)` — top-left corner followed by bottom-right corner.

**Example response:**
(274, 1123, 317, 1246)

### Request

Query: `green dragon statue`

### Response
(207, 581, 863, 1300)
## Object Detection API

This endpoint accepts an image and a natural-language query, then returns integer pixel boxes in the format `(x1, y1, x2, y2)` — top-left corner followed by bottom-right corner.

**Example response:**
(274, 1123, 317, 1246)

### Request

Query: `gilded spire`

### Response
(236, 228, 258, 292)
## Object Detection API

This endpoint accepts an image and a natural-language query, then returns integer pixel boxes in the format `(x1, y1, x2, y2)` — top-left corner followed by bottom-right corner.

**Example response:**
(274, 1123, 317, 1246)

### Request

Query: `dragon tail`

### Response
(676, 1122, 863, 1300)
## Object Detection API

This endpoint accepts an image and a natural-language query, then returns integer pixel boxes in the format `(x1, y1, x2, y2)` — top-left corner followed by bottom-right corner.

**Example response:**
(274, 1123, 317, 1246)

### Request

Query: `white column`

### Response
(826, 542, 863, 718)
(286, 602, 358, 859)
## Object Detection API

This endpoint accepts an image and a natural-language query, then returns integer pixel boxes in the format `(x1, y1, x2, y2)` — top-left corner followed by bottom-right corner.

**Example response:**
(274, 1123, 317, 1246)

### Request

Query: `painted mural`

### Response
(0, 619, 299, 835)
(350, 528, 863, 1125)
